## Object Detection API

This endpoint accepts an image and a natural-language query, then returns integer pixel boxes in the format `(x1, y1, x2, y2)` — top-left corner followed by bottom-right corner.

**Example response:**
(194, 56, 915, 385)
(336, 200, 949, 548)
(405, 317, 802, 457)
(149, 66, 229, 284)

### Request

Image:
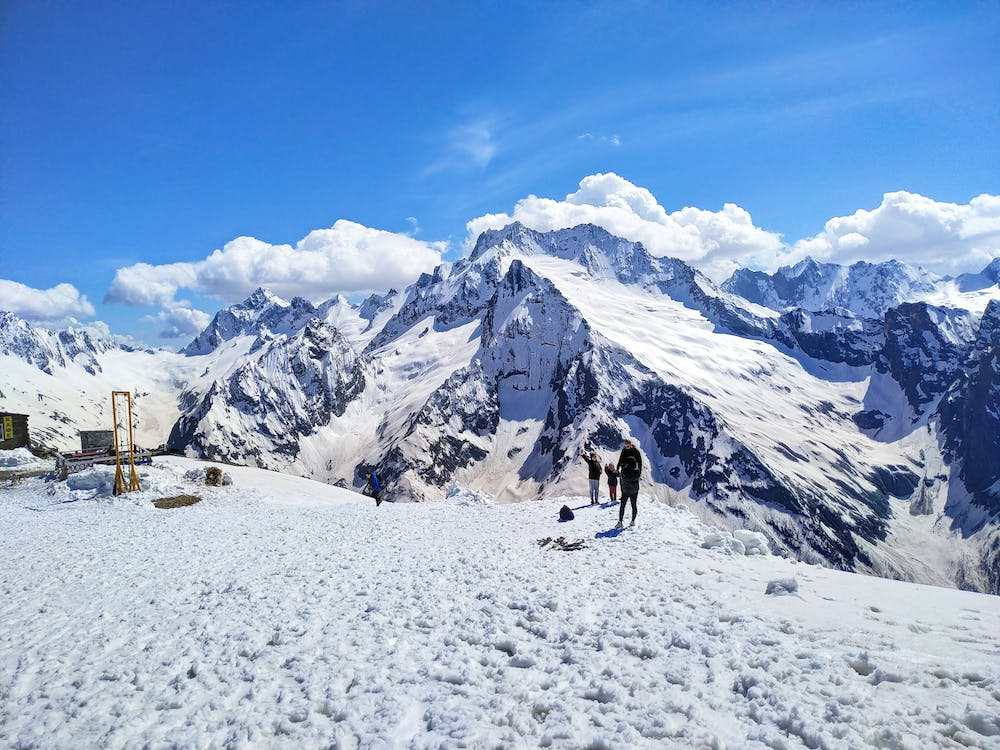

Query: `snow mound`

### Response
(0, 447, 53, 473)
(701, 529, 771, 556)
(0, 447, 35, 467)
(444, 484, 495, 506)
(65, 466, 118, 496)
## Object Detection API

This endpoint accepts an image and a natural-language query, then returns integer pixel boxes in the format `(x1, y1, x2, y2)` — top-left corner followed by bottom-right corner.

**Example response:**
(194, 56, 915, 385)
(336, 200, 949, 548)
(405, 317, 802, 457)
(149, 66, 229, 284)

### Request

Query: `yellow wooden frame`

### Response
(111, 391, 141, 494)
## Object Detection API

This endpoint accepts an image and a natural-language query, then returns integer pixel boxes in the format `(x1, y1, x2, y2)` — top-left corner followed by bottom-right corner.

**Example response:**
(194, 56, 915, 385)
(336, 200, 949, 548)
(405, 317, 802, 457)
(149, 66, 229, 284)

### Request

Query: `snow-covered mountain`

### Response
(723, 256, 1000, 317)
(169, 317, 369, 467)
(0, 311, 149, 377)
(0, 312, 186, 448)
(2, 223, 999, 593)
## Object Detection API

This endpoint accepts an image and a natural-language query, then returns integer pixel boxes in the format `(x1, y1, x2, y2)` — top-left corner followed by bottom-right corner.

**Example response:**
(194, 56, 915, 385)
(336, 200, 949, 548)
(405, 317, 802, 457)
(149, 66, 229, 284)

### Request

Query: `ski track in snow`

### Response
(2, 457, 999, 750)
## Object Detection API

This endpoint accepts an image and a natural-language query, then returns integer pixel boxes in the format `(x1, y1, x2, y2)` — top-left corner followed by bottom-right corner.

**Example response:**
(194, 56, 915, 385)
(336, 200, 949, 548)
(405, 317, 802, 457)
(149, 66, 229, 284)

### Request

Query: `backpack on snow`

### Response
(559, 505, 575, 521)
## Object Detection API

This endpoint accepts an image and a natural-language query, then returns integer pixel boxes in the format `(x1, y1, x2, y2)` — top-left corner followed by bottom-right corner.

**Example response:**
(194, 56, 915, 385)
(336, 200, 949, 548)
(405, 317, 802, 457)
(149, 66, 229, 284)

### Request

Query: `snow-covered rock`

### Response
(702, 529, 770, 556)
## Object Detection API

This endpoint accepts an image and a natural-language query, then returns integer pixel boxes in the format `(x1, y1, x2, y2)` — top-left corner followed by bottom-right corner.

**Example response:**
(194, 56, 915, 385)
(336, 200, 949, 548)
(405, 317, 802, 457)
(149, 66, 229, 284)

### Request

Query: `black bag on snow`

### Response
(559, 505, 575, 521)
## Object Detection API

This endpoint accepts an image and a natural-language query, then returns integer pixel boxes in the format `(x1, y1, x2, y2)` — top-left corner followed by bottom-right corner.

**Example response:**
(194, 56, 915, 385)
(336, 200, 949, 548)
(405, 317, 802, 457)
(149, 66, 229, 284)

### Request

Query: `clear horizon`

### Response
(2, 1, 998, 345)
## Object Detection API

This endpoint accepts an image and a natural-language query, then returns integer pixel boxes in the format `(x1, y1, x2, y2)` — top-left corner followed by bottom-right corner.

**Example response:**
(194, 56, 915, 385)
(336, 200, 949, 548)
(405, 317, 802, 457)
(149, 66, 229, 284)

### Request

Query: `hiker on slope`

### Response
(580, 450, 603, 505)
(616, 439, 642, 529)
(365, 470, 383, 506)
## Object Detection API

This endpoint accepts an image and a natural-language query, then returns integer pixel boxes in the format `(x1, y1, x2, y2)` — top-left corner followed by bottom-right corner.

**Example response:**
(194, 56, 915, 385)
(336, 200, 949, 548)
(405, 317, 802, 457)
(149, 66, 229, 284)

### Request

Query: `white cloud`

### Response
(465, 173, 784, 280)
(577, 133, 622, 147)
(424, 116, 498, 176)
(786, 191, 1000, 275)
(142, 305, 212, 339)
(0, 279, 95, 325)
(105, 219, 447, 308)
(454, 120, 497, 170)
(465, 176, 1000, 280)
(103, 262, 198, 307)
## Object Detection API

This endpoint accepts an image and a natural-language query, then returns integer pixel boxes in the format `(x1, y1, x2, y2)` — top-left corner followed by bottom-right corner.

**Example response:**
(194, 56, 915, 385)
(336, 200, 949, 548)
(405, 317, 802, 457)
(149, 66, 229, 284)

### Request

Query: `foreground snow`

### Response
(1, 457, 998, 749)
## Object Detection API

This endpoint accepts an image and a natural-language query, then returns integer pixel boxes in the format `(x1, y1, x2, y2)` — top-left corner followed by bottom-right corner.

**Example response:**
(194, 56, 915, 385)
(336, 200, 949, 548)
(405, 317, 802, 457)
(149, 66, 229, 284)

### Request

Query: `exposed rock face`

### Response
(938, 301, 1000, 520)
(984, 259, 1000, 285)
(876, 304, 977, 415)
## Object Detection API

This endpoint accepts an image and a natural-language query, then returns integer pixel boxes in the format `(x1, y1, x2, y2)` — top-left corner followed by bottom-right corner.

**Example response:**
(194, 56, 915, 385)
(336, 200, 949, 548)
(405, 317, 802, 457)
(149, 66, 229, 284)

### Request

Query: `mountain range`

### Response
(2, 223, 999, 593)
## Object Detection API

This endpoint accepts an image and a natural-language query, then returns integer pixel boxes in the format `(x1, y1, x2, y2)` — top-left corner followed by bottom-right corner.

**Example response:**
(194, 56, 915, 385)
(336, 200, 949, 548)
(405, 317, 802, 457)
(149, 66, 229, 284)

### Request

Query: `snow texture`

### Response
(2, 458, 999, 749)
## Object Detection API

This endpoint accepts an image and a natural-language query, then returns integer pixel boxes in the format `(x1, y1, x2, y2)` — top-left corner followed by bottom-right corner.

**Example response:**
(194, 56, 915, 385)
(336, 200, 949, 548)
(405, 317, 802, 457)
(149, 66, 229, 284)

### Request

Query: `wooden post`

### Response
(111, 391, 141, 494)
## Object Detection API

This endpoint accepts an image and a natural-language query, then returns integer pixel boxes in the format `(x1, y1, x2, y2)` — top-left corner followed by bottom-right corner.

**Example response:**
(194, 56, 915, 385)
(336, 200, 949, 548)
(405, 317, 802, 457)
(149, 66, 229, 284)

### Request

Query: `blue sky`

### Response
(2, 1, 998, 344)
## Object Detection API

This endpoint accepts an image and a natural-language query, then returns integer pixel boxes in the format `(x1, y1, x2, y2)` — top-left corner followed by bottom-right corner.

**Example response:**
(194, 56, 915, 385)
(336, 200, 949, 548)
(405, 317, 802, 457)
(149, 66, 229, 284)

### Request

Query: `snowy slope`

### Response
(1, 459, 998, 749)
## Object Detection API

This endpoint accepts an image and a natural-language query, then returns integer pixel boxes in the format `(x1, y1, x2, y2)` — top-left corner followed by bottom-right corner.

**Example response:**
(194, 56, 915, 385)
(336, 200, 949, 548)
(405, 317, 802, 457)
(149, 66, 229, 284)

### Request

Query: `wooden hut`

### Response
(0, 412, 30, 450)
(79, 430, 114, 451)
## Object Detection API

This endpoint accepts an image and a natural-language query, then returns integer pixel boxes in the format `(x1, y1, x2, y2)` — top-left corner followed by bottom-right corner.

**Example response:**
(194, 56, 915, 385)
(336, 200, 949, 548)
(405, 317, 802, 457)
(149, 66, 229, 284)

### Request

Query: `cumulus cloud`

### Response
(788, 191, 1000, 275)
(465, 176, 1000, 280)
(104, 262, 198, 307)
(465, 173, 784, 280)
(141, 305, 212, 339)
(105, 220, 447, 308)
(0, 279, 95, 325)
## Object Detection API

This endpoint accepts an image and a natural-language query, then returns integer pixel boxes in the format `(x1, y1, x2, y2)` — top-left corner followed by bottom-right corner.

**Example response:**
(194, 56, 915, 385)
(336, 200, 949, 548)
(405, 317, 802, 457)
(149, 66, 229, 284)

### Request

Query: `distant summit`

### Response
(722, 257, 941, 318)
(181, 287, 316, 355)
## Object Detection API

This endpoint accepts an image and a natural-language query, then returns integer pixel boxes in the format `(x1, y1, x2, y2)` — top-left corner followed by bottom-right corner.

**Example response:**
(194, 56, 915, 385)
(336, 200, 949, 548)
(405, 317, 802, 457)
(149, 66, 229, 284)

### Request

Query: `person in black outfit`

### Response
(580, 450, 603, 505)
(616, 439, 642, 528)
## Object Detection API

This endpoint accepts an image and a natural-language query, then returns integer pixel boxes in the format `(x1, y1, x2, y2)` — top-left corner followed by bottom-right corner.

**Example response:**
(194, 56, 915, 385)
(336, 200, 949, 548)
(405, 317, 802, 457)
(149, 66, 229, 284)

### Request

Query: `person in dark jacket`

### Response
(580, 450, 603, 505)
(616, 440, 642, 528)
(604, 462, 620, 503)
(365, 470, 382, 506)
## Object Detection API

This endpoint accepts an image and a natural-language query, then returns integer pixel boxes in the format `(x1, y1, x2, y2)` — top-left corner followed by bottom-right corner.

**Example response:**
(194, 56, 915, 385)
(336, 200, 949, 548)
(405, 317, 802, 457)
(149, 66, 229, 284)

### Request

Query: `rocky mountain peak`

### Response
(182, 288, 320, 355)
(983, 258, 1000, 284)
(0, 311, 61, 373)
(724, 257, 943, 318)
(244, 287, 285, 310)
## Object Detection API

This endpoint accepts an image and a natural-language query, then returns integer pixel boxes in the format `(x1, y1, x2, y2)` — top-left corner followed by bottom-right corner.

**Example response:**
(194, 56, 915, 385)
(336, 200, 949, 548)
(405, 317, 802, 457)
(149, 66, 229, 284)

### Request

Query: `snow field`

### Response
(1, 456, 998, 749)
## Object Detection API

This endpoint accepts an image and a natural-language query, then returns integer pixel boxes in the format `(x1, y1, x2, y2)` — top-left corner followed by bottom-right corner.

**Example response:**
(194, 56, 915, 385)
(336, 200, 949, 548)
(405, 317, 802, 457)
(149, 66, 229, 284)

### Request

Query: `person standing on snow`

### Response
(604, 462, 620, 504)
(365, 470, 383, 506)
(580, 450, 603, 505)
(616, 440, 642, 528)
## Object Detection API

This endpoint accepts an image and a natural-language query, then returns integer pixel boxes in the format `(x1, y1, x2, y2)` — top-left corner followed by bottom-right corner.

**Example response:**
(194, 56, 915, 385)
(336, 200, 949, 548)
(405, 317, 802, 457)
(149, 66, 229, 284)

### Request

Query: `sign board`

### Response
(2, 416, 11, 440)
